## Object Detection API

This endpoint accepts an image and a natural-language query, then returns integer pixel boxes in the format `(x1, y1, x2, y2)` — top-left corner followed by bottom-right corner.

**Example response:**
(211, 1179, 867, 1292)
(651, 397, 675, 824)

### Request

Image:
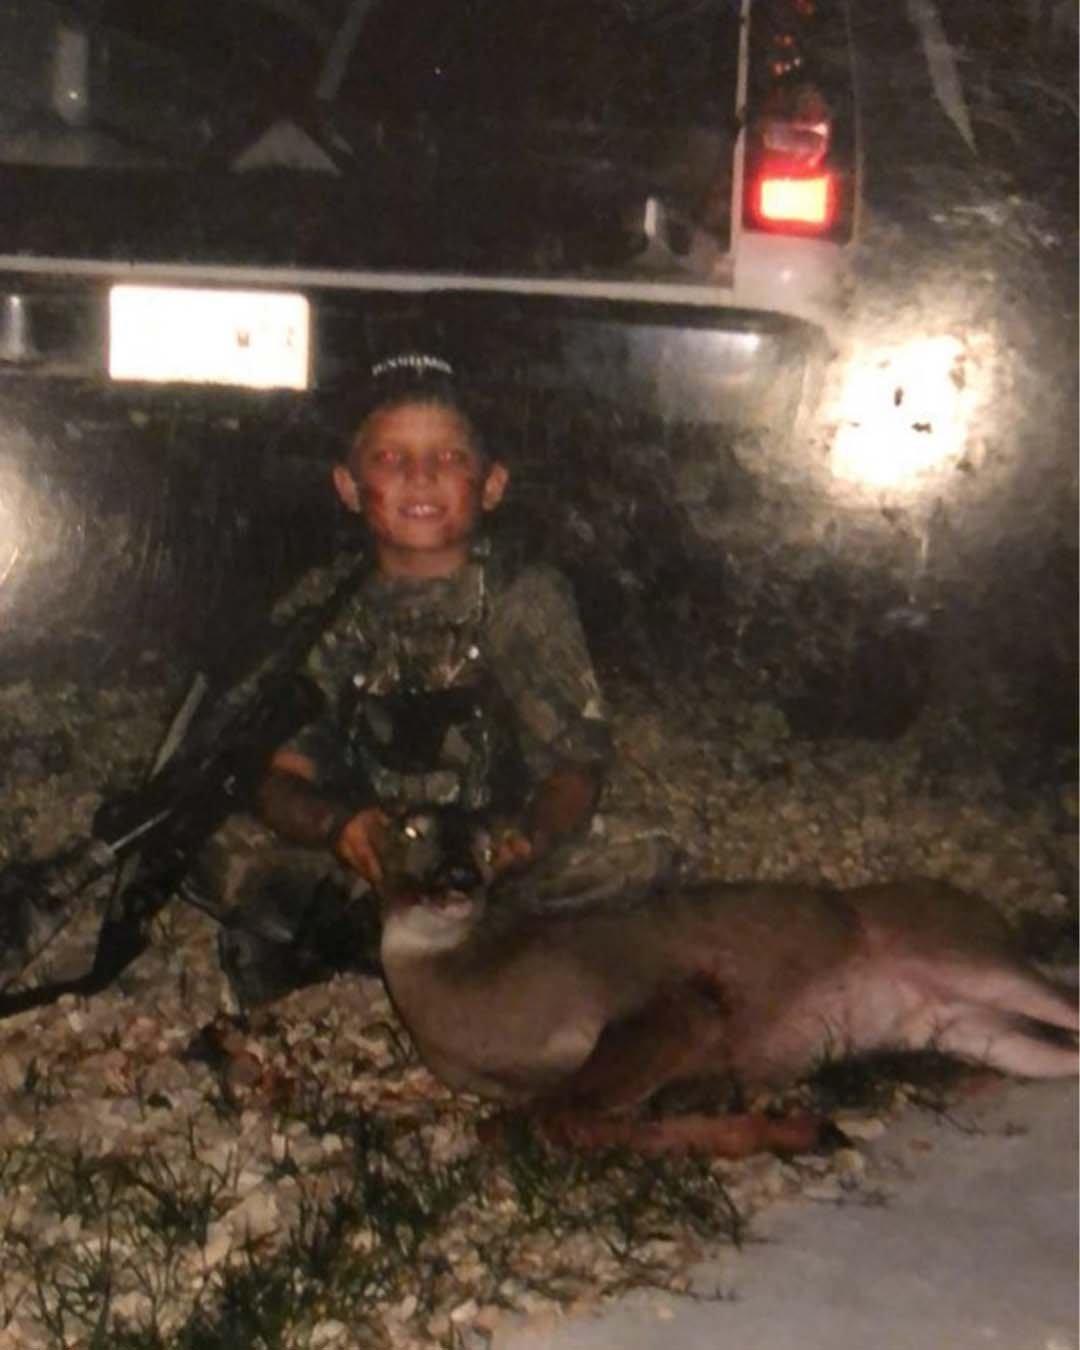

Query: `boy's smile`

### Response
(334, 402, 508, 578)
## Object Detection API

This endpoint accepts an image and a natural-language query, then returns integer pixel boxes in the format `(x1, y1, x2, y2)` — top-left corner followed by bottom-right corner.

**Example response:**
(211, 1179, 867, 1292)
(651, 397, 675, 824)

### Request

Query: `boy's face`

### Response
(334, 401, 508, 577)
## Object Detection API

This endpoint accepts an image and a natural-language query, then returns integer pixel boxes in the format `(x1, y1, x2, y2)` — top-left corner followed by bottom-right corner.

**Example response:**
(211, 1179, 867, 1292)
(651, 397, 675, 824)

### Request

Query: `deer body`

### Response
(380, 877, 1078, 1111)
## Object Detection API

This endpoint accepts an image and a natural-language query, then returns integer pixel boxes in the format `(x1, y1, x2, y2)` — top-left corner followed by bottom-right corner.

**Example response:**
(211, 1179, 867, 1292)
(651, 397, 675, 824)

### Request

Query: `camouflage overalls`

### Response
(199, 546, 675, 1006)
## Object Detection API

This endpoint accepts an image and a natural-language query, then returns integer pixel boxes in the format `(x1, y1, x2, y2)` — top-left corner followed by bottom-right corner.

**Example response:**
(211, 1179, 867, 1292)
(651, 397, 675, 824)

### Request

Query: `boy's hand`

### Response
(332, 806, 390, 887)
(486, 766, 599, 878)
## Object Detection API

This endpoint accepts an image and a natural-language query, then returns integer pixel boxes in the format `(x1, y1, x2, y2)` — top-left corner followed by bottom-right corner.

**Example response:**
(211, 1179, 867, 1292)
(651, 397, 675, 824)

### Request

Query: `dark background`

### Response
(0, 0, 1075, 789)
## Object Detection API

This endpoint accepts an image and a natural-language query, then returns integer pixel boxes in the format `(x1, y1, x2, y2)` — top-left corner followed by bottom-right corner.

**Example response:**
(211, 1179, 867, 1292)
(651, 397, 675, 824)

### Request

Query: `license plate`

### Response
(109, 285, 310, 390)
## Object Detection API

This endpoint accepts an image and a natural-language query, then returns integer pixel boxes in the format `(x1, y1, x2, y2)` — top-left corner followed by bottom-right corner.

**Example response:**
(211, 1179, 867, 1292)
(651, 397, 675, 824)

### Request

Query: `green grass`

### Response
(0, 1096, 747, 1350)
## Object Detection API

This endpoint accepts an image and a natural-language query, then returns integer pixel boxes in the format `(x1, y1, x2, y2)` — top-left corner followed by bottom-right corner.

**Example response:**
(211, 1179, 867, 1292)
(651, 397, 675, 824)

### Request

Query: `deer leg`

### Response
(935, 1006, 1079, 1078)
(542, 978, 734, 1114)
(982, 969, 1078, 1032)
(534, 1110, 826, 1159)
(519, 980, 830, 1159)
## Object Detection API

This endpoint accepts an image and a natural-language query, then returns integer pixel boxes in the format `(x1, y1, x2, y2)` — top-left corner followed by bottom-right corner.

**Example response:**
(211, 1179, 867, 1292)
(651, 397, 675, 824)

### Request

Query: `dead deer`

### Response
(377, 813, 1078, 1156)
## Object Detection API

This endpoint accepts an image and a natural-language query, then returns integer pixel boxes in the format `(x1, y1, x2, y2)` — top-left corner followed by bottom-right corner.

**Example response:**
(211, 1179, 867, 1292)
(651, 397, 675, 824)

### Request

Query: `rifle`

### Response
(0, 552, 367, 1010)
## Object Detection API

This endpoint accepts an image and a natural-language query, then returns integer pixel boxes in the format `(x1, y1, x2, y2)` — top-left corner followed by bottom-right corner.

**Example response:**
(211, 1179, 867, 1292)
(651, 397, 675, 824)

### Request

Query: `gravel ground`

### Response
(0, 660, 1073, 1350)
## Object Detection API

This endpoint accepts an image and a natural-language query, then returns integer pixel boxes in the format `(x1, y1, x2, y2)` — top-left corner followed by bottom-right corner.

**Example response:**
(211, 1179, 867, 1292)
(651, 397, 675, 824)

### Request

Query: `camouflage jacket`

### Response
(286, 548, 613, 814)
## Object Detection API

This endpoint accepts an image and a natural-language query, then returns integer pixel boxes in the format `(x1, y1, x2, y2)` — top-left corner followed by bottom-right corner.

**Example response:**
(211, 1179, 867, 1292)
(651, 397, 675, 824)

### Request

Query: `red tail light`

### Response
(744, 4, 854, 242)
(744, 84, 842, 237)
(754, 171, 835, 229)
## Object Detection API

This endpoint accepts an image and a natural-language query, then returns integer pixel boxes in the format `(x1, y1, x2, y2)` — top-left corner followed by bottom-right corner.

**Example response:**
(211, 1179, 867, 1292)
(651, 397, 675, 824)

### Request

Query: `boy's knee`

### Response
(219, 878, 381, 1009)
(193, 814, 335, 911)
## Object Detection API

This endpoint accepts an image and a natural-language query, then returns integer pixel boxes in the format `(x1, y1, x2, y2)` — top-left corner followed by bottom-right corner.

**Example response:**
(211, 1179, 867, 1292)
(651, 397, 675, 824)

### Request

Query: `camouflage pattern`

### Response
(492, 819, 684, 914)
(197, 547, 678, 1008)
(195, 813, 381, 1009)
(286, 548, 613, 811)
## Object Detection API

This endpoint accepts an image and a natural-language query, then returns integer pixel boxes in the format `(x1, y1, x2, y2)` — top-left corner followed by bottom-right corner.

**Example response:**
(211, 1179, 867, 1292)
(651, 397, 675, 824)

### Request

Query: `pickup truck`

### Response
(0, 0, 860, 423)
(0, 0, 861, 667)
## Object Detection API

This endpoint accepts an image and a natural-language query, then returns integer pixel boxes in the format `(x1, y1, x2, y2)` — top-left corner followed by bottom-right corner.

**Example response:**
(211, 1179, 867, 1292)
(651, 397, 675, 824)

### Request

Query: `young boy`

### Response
(258, 352, 612, 883)
(205, 351, 626, 1007)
